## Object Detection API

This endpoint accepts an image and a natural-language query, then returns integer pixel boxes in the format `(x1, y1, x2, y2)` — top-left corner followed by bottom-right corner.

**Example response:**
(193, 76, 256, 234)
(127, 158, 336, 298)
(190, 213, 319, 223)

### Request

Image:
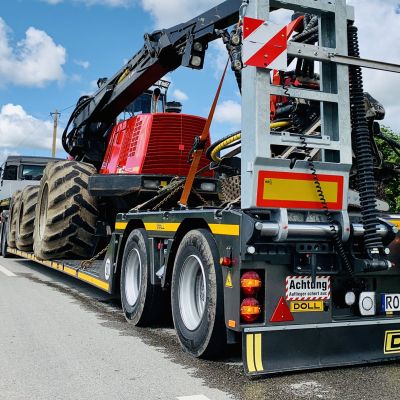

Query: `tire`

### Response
(120, 229, 163, 326)
(171, 229, 226, 359)
(1, 220, 9, 257)
(16, 186, 40, 251)
(7, 191, 22, 249)
(33, 161, 98, 260)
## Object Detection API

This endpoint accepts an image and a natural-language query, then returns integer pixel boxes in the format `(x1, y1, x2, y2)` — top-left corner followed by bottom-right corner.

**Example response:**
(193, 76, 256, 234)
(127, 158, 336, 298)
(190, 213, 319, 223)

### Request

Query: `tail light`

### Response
(240, 298, 261, 323)
(240, 270, 264, 323)
(241, 271, 262, 296)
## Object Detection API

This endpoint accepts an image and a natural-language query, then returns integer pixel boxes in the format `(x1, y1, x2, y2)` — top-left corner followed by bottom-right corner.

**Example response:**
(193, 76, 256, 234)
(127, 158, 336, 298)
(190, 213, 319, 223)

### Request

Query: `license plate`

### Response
(381, 294, 400, 312)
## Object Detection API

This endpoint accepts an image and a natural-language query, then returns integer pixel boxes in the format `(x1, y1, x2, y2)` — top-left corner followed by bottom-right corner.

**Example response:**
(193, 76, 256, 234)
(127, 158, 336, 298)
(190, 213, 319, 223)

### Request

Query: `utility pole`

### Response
(50, 110, 61, 158)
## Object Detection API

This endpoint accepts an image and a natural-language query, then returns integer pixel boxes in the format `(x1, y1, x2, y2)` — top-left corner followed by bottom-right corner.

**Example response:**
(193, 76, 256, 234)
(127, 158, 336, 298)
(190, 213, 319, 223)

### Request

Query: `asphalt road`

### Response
(1, 257, 400, 400)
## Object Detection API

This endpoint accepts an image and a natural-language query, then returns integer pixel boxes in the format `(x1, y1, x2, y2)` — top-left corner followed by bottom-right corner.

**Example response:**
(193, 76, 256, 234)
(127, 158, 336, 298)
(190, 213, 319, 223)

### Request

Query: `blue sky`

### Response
(0, 0, 399, 164)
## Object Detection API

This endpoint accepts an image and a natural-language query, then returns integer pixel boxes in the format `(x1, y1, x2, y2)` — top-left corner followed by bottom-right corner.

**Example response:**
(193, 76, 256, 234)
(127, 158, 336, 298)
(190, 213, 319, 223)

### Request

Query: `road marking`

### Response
(0, 264, 16, 277)
(177, 396, 211, 400)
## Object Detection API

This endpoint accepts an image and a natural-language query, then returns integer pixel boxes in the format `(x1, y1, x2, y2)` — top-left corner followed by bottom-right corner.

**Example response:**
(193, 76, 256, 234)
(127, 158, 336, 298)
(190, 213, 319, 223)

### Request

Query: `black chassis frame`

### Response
(91, 208, 400, 375)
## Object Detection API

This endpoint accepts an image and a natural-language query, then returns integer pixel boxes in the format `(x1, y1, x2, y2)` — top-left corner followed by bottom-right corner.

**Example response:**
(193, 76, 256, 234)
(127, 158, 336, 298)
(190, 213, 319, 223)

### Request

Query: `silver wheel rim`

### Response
(125, 248, 142, 307)
(178, 255, 207, 331)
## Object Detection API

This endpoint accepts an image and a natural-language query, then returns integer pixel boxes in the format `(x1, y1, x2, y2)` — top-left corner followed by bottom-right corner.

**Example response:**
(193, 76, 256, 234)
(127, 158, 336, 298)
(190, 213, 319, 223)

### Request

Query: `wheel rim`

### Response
(39, 184, 49, 240)
(178, 255, 207, 331)
(125, 248, 142, 307)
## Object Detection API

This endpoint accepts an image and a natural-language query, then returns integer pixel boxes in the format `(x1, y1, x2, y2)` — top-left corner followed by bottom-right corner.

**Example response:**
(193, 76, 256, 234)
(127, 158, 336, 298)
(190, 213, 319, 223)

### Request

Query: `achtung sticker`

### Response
(225, 271, 233, 288)
(290, 301, 324, 313)
(286, 276, 331, 300)
(384, 330, 400, 354)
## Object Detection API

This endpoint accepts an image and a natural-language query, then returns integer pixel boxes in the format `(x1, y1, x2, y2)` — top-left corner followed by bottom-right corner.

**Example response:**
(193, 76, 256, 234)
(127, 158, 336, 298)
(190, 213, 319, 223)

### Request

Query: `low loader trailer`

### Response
(5, 0, 400, 376)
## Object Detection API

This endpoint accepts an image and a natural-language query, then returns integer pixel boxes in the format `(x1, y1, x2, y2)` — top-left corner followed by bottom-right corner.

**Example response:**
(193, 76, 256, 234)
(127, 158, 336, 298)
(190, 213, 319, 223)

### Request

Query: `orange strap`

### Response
(179, 60, 229, 207)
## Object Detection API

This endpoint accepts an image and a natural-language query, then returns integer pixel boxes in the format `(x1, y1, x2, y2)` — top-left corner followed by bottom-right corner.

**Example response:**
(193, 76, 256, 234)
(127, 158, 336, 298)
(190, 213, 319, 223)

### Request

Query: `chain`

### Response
(80, 246, 108, 270)
(192, 188, 208, 205)
(217, 196, 241, 216)
(151, 182, 185, 211)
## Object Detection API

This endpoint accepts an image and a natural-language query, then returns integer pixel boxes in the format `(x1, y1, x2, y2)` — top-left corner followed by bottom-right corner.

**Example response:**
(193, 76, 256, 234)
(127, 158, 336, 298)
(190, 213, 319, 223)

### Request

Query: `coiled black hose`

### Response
(300, 136, 354, 278)
(348, 25, 384, 256)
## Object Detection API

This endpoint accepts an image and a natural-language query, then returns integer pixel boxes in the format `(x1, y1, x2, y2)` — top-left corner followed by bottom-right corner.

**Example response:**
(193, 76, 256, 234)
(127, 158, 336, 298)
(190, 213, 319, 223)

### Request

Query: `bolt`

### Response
(384, 248, 391, 255)
(247, 246, 256, 255)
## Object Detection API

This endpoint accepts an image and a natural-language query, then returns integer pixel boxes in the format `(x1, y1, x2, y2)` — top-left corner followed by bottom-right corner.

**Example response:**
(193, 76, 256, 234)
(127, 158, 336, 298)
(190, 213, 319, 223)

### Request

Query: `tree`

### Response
(375, 127, 400, 212)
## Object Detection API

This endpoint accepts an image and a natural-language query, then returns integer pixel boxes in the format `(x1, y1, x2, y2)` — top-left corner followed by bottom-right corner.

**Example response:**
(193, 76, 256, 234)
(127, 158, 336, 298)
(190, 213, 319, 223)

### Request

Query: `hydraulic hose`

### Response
(207, 121, 292, 162)
(348, 25, 385, 261)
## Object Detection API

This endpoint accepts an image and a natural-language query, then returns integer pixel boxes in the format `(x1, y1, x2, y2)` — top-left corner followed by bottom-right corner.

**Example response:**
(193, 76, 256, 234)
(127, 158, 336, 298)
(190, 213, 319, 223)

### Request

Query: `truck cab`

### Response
(0, 156, 58, 205)
(0, 156, 62, 256)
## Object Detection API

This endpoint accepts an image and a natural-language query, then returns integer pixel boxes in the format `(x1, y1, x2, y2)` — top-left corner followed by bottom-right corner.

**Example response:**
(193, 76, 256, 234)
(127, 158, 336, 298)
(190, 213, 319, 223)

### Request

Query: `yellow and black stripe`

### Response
(115, 221, 240, 236)
(245, 333, 264, 373)
(8, 248, 110, 292)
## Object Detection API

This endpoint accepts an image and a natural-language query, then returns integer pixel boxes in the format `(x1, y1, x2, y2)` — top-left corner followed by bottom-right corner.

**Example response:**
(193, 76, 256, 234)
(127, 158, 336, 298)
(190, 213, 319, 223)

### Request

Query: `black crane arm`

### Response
(63, 0, 244, 164)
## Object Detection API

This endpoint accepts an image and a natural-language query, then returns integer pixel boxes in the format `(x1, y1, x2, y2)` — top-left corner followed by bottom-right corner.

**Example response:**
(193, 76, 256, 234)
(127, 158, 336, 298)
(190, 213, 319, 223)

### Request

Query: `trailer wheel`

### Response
(171, 229, 226, 358)
(7, 191, 22, 249)
(16, 186, 40, 251)
(33, 161, 98, 259)
(120, 229, 162, 326)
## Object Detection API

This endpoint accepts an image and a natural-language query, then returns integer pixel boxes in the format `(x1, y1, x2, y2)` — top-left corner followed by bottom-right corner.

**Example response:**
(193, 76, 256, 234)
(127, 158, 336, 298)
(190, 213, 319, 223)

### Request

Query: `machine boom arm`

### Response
(63, 0, 243, 163)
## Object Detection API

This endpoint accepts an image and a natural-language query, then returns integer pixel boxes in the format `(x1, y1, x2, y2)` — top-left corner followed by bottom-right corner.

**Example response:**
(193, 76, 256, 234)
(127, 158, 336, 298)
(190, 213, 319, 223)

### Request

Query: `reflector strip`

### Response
(246, 334, 264, 373)
(144, 223, 181, 232)
(77, 271, 110, 291)
(7, 248, 110, 292)
(246, 334, 256, 372)
(257, 171, 344, 210)
(209, 224, 240, 236)
(115, 222, 128, 231)
(254, 333, 264, 372)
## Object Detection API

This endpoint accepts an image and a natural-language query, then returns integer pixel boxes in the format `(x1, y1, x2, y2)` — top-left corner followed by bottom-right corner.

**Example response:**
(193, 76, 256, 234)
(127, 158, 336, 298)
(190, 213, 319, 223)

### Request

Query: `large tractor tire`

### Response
(16, 186, 40, 251)
(33, 161, 98, 260)
(7, 191, 22, 249)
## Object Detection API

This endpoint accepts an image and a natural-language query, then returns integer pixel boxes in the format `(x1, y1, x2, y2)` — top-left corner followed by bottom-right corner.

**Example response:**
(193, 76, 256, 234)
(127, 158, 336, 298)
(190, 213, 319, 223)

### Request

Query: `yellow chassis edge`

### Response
(8, 247, 110, 292)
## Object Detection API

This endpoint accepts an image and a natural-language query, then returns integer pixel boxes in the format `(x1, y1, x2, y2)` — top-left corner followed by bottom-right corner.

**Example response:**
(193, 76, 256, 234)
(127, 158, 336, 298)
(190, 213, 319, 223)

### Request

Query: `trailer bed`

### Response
(8, 248, 110, 292)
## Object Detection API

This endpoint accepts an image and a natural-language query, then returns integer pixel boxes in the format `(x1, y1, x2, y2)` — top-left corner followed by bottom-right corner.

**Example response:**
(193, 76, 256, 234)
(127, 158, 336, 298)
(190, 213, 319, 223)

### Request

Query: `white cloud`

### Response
(0, 104, 62, 152)
(215, 100, 241, 125)
(0, 18, 66, 87)
(172, 89, 188, 102)
(140, 0, 220, 28)
(43, 0, 133, 6)
(210, 39, 228, 77)
(0, 149, 20, 166)
(74, 59, 90, 69)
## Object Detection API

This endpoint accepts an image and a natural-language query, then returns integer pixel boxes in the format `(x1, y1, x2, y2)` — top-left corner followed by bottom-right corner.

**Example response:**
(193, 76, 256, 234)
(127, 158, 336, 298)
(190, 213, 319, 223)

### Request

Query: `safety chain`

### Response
(192, 188, 208, 205)
(80, 246, 108, 270)
(151, 181, 185, 211)
(217, 196, 241, 217)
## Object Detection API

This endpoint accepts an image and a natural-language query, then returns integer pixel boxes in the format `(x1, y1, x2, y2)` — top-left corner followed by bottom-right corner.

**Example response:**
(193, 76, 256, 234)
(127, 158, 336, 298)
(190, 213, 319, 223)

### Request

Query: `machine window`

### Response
(22, 165, 45, 181)
(2, 165, 18, 180)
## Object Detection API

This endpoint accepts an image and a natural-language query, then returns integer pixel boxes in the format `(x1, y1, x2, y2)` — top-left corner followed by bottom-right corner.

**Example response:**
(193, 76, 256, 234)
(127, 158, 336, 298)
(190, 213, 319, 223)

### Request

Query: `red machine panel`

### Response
(100, 114, 212, 176)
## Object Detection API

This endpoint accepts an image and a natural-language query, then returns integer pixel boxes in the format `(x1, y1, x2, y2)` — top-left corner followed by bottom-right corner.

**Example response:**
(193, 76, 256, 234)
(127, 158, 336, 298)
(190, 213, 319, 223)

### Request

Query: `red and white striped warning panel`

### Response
(242, 16, 287, 71)
(286, 276, 331, 301)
